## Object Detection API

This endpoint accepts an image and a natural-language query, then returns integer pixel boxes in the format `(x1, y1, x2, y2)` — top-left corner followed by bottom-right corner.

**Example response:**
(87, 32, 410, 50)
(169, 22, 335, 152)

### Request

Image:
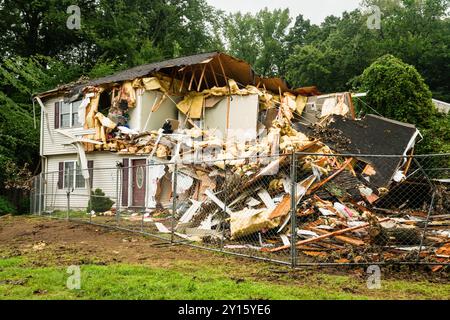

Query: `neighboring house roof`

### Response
(433, 99, 450, 114)
(352, 93, 450, 115)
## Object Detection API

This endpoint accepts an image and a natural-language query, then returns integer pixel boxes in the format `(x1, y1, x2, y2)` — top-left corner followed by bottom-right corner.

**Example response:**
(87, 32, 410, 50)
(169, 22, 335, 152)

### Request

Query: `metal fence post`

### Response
(221, 159, 227, 251)
(412, 157, 437, 262)
(38, 173, 42, 215)
(116, 166, 120, 226)
(290, 153, 297, 268)
(87, 174, 92, 224)
(29, 177, 33, 215)
(171, 162, 178, 244)
(66, 188, 71, 221)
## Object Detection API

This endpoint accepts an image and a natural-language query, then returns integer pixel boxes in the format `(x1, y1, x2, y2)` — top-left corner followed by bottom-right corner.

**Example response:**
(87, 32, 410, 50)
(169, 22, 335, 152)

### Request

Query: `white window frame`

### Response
(63, 160, 86, 190)
(59, 100, 82, 129)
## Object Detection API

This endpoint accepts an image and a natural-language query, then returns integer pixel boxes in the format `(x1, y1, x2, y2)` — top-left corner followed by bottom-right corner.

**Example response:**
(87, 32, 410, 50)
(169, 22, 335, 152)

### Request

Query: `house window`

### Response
(60, 102, 71, 128)
(72, 100, 81, 127)
(64, 161, 85, 189)
(59, 100, 82, 129)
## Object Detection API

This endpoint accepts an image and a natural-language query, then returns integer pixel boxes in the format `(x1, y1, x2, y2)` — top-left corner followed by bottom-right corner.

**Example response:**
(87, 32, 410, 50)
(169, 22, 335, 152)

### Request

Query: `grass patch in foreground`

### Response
(1, 257, 449, 300)
(0, 257, 364, 300)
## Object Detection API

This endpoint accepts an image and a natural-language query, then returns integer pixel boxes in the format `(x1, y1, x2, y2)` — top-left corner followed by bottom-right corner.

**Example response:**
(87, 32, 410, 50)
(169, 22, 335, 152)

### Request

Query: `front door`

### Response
(132, 159, 146, 207)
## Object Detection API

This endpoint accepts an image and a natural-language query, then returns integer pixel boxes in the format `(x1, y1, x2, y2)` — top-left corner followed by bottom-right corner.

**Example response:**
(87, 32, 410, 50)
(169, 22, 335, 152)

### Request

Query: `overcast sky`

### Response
(206, 0, 362, 24)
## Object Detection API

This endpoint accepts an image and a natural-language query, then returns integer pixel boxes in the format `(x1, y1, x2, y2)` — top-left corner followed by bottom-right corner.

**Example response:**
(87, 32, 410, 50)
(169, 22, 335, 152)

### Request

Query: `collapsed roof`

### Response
(35, 51, 316, 100)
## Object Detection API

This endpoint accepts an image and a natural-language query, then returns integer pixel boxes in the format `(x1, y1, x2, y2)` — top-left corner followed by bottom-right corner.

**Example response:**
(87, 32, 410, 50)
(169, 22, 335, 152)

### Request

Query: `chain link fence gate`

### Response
(30, 153, 450, 268)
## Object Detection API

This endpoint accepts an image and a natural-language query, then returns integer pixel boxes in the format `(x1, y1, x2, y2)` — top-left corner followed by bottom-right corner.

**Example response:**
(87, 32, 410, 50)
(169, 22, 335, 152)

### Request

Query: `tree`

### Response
(285, 14, 318, 51)
(0, 0, 96, 61)
(368, 0, 450, 100)
(0, 55, 81, 212)
(285, 45, 333, 91)
(359, 54, 435, 126)
(223, 12, 260, 67)
(224, 8, 291, 77)
(358, 54, 449, 154)
(253, 8, 291, 76)
(282, 0, 449, 99)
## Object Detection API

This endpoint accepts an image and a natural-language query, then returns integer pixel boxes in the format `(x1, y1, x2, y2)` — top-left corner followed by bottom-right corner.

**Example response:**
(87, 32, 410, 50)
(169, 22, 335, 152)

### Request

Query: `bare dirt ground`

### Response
(0, 215, 448, 286)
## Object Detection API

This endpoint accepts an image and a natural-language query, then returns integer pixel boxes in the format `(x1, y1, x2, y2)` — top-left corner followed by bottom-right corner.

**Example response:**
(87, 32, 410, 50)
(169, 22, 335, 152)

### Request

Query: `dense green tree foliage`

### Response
(0, 0, 448, 212)
(358, 55, 449, 154)
(359, 54, 435, 127)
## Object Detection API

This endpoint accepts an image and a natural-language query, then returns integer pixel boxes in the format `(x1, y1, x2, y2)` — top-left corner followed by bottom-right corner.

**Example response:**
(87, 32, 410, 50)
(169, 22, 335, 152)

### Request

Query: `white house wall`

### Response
(41, 96, 82, 156)
(205, 94, 259, 140)
(128, 90, 179, 132)
(44, 152, 124, 211)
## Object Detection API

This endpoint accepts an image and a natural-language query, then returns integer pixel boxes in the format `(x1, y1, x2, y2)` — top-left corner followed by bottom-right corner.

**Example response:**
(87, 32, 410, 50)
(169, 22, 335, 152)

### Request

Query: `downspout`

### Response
(35, 96, 48, 212)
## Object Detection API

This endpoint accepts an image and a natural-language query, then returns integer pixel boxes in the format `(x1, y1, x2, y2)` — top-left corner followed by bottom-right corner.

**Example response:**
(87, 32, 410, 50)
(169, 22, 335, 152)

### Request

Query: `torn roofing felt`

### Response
(315, 114, 418, 188)
(34, 52, 319, 101)
(35, 52, 257, 99)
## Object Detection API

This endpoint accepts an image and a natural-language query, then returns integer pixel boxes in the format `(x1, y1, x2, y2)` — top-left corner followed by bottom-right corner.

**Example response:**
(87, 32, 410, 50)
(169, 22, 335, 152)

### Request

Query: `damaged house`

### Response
(34, 52, 322, 210)
(33, 52, 449, 265)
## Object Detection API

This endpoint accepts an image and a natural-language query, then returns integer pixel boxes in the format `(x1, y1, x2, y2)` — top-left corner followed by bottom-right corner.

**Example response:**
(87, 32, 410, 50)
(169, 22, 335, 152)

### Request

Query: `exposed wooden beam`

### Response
(217, 55, 231, 95)
(197, 63, 207, 92)
(179, 70, 186, 93)
(188, 67, 196, 91)
(209, 62, 219, 87)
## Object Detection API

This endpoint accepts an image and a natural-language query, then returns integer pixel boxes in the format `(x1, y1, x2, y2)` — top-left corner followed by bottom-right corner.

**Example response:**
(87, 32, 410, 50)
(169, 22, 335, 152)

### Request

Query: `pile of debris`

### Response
(38, 52, 448, 265)
(91, 78, 448, 265)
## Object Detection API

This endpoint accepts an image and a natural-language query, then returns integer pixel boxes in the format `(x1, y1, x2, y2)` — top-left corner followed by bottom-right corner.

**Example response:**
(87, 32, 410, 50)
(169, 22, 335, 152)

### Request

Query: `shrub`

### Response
(87, 188, 115, 213)
(0, 195, 16, 215)
(359, 54, 435, 127)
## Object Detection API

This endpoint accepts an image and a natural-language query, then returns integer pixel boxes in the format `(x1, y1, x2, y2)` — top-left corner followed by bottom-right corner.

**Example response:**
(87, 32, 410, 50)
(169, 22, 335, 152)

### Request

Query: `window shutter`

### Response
(122, 158, 129, 207)
(54, 102, 60, 129)
(88, 160, 94, 189)
(57, 162, 64, 189)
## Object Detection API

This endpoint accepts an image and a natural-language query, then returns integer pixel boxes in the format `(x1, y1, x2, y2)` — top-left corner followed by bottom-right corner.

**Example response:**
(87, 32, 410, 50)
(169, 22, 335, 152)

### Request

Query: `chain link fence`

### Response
(30, 153, 450, 267)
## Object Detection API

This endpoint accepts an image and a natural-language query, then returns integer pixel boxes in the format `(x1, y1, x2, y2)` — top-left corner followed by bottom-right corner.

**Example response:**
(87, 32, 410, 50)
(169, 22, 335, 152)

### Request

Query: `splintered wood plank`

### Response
(264, 217, 390, 252)
(268, 195, 291, 219)
(312, 228, 365, 246)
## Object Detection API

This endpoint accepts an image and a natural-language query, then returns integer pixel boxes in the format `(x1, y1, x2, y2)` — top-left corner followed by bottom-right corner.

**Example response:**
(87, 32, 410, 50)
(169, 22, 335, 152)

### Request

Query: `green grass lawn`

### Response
(1, 255, 449, 300)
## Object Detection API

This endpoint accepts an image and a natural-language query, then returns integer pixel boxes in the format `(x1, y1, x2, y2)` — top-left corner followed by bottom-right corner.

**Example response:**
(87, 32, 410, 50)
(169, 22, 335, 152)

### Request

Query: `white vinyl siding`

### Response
(43, 153, 126, 210)
(41, 97, 83, 156)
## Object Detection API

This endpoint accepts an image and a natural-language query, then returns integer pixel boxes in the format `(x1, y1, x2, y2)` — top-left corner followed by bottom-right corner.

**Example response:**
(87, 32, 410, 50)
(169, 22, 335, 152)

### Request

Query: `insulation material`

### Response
(321, 95, 350, 117)
(119, 81, 136, 107)
(283, 92, 297, 111)
(176, 92, 204, 119)
(85, 89, 103, 129)
(95, 112, 117, 129)
(296, 95, 308, 114)
(230, 208, 282, 240)
(142, 77, 163, 91)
